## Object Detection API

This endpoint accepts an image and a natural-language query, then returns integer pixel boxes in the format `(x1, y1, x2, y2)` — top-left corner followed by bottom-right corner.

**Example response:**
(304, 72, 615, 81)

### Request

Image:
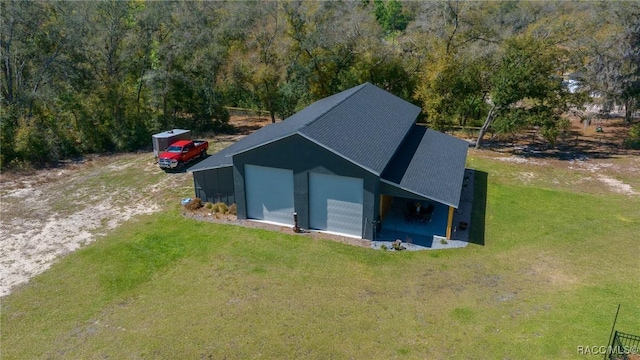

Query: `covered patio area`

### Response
(375, 198, 448, 247)
(373, 126, 472, 249)
(373, 168, 475, 250)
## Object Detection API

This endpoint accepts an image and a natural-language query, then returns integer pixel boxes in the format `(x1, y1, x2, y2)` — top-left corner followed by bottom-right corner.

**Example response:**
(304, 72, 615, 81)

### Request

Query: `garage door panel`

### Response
(245, 165, 294, 225)
(327, 199, 362, 230)
(309, 173, 363, 237)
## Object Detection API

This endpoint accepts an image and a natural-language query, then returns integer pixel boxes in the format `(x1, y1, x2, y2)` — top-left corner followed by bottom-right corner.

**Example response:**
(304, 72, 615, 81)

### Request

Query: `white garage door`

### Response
(245, 164, 294, 225)
(309, 173, 363, 238)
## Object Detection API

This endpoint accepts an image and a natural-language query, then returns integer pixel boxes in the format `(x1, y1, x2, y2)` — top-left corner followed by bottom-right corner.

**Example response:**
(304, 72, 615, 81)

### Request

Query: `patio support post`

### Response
(446, 206, 455, 239)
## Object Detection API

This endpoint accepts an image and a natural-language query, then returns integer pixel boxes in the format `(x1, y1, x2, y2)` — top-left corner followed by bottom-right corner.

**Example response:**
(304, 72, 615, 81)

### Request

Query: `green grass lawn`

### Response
(2, 154, 639, 359)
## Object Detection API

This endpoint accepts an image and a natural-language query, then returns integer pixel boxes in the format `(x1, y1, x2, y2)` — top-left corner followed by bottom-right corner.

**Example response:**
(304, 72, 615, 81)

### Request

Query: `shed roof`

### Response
(152, 129, 190, 139)
(381, 126, 469, 208)
(189, 83, 420, 173)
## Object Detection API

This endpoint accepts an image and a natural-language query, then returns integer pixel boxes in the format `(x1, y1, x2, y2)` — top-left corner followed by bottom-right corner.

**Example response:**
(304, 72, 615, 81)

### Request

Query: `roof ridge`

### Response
(298, 82, 370, 131)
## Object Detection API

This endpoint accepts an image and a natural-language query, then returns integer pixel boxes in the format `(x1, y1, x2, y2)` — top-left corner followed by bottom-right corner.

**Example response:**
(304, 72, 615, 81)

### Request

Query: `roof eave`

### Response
(380, 178, 460, 208)
(296, 132, 381, 176)
(188, 163, 233, 173)
(224, 133, 296, 159)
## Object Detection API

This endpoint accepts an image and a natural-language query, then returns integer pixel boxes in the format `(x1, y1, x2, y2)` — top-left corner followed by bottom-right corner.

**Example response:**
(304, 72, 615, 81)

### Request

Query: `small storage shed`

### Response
(152, 129, 191, 158)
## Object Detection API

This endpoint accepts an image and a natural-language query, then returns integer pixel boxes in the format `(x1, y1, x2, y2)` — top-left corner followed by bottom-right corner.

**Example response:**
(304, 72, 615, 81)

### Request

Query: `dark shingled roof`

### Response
(297, 84, 420, 174)
(189, 83, 420, 173)
(381, 126, 469, 208)
(189, 83, 468, 207)
(188, 83, 368, 171)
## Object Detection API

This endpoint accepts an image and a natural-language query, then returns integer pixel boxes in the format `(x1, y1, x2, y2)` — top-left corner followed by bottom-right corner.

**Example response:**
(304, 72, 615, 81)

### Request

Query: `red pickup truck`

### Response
(158, 140, 208, 170)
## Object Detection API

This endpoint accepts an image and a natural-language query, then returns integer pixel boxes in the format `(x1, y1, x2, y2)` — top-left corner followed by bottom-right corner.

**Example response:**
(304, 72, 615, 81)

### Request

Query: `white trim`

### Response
(308, 229, 362, 239)
(248, 219, 294, 228)
(189, 164, 232, 173)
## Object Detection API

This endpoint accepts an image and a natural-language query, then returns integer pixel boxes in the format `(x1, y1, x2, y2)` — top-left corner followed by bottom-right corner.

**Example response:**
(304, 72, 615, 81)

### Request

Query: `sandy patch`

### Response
(0, 201, 159, 297)
(597, 175, 639, 196)
(518, 172, 536, 185)
(496, 156, 545, 165)
(0, 156, 170, 297)
(568, 156, 616, 172)
(529, 255, 578, 287)
(566, 156, 638, 196)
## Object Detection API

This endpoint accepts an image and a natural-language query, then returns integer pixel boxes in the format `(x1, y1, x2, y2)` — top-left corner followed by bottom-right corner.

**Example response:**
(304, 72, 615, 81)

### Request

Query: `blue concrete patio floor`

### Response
(371, 169, 475, 251)
(374, 199, 448, 248)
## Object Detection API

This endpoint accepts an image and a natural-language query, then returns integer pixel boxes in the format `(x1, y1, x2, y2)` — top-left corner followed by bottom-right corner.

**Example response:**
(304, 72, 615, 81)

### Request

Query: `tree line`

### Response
(2, 0, 639, 168)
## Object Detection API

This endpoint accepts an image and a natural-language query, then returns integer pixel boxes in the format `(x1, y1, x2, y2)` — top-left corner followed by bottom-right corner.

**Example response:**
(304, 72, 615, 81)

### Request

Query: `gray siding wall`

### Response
(193, 166, 235, 205)
(233, 134, 379, 240)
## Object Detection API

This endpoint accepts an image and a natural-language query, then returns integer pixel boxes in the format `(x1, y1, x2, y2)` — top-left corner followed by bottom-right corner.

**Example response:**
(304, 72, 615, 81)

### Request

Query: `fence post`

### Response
(605, 304, 621, 360)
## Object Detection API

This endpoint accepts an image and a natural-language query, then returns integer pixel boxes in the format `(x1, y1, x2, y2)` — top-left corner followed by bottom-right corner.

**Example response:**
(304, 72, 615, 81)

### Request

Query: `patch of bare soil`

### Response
(228, 115, 272, 134)
(483, 150, 640, 196)
(0, 117, 268, 298)
(0, 154, 189, 297)
(470, 115, 640, 196)
(528, 254, 578, 287)
(471, 115, 640, 159)
(205, 116, 272, 145)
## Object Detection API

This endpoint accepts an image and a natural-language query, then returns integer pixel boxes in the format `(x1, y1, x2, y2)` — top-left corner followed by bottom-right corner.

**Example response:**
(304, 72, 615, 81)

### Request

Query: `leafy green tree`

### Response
(624, 123, 640, 149)
(582, 2, 640, 124)
(141, 1, 229, 132)
(415, 43, 487, 130)
(221, 1, 287, 123)
(372, 0, 410, 33)
(58, 0, 150, 151)
(476, 35, 577, 148)
(1, 1, 78, 165)
(282, 1, 375, 100)
(3, 0, 640, 169)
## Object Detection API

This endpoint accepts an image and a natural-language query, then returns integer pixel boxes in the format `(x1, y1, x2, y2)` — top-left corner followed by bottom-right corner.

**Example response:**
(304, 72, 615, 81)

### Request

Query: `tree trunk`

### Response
(475, 104, 497, 149)
(136, 67, 145, 114)
(3, 45, 13, 103)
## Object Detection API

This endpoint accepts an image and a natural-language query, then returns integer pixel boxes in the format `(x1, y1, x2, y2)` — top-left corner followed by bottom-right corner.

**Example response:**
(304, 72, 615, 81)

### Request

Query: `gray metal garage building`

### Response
(189, 83, 468, 240)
